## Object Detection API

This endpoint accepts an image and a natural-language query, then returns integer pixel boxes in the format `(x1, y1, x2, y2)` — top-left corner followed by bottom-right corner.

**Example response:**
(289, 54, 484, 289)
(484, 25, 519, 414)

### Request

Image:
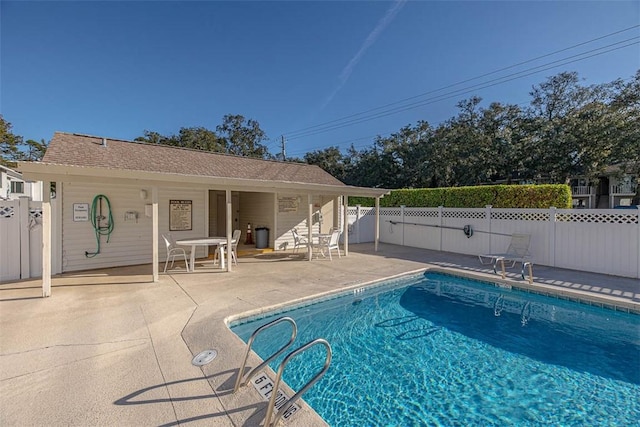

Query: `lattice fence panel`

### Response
(381, 208, 402, 216)
(0, 205, 15, 218)
(492, 211, 549, 221)
(442, 210, 485, 219)
(405, 209, 439, 218)
(556, 212, 638, 224)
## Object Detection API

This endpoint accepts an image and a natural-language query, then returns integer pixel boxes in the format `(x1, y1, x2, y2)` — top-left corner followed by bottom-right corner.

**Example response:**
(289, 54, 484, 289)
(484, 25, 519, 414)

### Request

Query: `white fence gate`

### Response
(347, 205, 640, 279)
(0, 198, 43, 282)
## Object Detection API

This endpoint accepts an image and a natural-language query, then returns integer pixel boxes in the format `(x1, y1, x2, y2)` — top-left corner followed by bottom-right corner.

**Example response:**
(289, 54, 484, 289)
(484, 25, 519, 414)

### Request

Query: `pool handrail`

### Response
(233, 316, 298, 393)
(264, 338, 332, 427)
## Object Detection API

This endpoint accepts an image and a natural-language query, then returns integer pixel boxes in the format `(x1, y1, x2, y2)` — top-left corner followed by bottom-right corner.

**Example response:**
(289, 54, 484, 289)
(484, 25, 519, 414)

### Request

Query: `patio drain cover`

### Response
(192, 349, 218, 366)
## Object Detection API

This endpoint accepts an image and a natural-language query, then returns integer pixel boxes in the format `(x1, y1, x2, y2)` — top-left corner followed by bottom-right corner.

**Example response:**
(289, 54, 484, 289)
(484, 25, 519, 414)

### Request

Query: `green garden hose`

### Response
(85, 194, 114, 258)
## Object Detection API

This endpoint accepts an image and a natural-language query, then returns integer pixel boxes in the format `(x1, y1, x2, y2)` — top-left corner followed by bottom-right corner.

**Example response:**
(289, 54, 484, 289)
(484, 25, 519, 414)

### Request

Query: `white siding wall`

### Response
(274, 194, 323, 251)
(61, 183, 206, 272)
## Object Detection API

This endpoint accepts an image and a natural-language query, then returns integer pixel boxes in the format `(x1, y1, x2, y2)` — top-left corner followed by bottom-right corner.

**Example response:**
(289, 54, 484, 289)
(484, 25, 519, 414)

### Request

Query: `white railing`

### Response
(347, 205, 640, 279)
(571, 186, 593, 195)
(611, 184, 637, 195)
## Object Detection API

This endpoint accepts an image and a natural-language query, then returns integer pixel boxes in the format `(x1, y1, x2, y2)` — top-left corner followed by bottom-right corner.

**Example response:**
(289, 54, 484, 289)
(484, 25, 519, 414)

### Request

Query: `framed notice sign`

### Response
(73, 203, 90, 221)
(169, 200, 192, 231)
(278, 196, 299, 213)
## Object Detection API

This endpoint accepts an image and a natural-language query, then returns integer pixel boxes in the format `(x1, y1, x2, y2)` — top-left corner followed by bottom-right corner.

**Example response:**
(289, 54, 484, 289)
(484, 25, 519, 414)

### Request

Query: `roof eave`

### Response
(18, 162, 389, 198)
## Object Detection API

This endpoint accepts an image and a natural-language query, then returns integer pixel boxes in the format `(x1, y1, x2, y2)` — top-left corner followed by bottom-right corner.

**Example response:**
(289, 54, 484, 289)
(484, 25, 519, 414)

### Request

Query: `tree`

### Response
(21, 139, 48, 162)
(1, 116, 23, 167)
(216, 114, 271, 159)
(135, 127, 225, 152)
(304, 146, 346, 182)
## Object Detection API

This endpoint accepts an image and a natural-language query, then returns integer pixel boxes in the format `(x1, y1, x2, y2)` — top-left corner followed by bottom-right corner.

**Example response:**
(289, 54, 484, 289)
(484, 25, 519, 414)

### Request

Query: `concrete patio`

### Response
(1, 243, 638, 426)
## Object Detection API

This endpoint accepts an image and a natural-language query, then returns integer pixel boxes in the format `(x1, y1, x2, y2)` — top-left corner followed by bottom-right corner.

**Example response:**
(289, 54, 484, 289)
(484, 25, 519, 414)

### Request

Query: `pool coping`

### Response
(226, 266, 640, 328)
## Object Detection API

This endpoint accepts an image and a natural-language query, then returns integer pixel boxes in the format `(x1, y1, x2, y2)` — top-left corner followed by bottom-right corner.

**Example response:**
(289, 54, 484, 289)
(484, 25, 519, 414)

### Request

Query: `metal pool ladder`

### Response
(233, 316, 333, 427)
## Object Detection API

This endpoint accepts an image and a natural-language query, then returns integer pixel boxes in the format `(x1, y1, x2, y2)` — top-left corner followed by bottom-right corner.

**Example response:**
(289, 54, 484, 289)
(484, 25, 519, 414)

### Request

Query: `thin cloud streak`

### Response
(319, 0, 407, 111)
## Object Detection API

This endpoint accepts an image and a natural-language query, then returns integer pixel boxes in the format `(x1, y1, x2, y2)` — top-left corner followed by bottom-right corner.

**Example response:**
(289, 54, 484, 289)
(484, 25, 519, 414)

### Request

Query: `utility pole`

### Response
(280, 135, 286, 161)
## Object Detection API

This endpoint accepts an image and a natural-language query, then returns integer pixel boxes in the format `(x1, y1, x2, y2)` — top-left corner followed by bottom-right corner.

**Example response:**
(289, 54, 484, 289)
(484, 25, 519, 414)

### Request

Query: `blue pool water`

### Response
(230, 272, 640, 426)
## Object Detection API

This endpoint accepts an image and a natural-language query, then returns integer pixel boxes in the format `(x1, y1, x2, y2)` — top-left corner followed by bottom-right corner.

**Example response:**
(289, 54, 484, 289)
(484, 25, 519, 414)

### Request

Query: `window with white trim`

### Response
(10, 181, 25, 194)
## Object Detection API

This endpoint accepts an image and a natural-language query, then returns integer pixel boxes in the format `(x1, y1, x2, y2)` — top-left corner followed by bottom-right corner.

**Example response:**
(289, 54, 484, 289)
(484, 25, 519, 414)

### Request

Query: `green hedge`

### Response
(348, 184, 572, 209)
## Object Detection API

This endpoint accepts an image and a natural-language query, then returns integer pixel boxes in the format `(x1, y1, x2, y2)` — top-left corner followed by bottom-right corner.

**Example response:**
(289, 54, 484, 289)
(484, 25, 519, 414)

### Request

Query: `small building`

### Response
(0, 164, 43, 201)
(570, 165, 638, 209)
(19, 132, 389, 296)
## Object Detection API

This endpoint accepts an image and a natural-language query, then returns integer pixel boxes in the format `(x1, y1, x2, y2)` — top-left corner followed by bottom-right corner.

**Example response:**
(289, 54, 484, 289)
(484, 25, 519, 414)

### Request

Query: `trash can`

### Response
(255, 227, 269, 249)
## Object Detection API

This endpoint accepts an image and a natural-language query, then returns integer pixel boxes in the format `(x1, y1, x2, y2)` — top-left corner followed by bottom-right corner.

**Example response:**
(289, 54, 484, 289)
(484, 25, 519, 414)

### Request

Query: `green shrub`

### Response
(443, 186, 495, 208)
(348, 184, 572, 208)
(493, 184, 572, 208)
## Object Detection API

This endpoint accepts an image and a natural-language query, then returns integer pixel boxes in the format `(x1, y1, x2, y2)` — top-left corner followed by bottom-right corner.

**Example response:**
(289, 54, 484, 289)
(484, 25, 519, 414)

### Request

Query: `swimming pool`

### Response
(230, 272, 640, 426)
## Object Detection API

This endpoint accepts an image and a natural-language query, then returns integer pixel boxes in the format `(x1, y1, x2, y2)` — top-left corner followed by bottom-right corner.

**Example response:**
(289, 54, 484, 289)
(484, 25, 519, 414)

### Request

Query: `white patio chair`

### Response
(162, 233, 189, 273)
(313, 229, 342, 260)
(214, 229, 241, 266)
(291, 228, 309, 253)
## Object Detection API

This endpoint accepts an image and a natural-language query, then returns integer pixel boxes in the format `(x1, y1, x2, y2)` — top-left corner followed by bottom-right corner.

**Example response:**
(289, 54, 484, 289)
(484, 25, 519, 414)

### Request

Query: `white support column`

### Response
(42, 181, 51, 297)
(374, 197, 380, 252)
(549, 207, 557, 267)
(273, 193, 278, 250)
(355, 205, 361, 244)
(486, 205, 492, 254)
(343, 196, 349, 256)
(152, 186, 159, 282)
(401, 205, 406, 246)
(333, 196, 340, 231)
(19, 197, 30, 279)
(307, 194, 313, 261)
(438, 205, 443, 251)
(226, 189, 233, 272)
(636, 206, 640, 279)
(204, 189, 210, 237)
(53, 182, 63, 275)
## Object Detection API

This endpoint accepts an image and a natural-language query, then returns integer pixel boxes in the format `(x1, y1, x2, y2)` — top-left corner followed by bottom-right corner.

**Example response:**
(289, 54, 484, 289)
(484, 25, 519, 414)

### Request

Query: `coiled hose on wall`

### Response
(85, 194, 114, 258)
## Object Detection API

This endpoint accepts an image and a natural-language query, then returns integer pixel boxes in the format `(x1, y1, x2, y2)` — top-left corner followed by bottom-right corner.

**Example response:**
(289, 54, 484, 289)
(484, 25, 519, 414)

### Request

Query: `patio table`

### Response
(311, 233, 332, 258)
(176, 237, 235, 271)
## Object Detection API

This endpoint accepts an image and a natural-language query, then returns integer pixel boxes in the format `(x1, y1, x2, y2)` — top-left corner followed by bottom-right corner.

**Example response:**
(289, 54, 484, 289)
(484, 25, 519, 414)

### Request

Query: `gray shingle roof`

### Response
(42, 132, 346, 186)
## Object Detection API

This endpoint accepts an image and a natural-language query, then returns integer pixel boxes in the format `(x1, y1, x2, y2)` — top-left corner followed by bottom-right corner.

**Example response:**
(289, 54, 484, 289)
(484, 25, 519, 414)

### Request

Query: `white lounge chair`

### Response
(479, 233, 532, 279)
(162, 233, 189, 273)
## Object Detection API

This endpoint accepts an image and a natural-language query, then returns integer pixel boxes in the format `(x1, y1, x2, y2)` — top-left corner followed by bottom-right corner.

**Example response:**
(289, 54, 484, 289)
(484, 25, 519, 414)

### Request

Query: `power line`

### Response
(284, 38, 639, 141)
(281, 25, 639, 139)
(286, 100, 534, 157)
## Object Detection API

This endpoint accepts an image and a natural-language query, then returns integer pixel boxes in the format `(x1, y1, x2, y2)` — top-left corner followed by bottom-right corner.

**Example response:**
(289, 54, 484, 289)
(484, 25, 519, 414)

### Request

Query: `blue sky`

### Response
(2, 1, 639, 159)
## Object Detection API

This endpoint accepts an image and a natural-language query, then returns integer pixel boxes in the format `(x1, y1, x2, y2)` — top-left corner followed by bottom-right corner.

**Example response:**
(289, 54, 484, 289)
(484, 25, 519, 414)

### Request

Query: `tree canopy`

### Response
(136, 114, 271, 159)
(0, 116, 47, 167)
(3, 70, 638, 191)
(304, 70, 640, 189)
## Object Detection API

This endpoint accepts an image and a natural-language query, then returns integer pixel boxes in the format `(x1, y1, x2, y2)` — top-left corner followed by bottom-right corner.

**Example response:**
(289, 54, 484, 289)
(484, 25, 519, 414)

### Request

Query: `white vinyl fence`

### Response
(347, 205, 640, 279)
(0, 198, 43, 281)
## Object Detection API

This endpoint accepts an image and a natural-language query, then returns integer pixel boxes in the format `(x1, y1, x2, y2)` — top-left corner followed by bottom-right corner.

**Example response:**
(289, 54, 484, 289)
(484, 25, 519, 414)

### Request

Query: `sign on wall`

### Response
(169, 200, 192, 231)
(278, 196, 299, 213)
(73, 203, 89, 221)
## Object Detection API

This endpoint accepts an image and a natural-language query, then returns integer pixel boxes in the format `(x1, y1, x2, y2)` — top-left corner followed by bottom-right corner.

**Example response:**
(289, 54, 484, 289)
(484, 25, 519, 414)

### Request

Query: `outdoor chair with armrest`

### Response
(312, 229, 342, 260)
(162, 233, 189, 273)
(291, 228, 309, 253)
(214, 229, 241, 266)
